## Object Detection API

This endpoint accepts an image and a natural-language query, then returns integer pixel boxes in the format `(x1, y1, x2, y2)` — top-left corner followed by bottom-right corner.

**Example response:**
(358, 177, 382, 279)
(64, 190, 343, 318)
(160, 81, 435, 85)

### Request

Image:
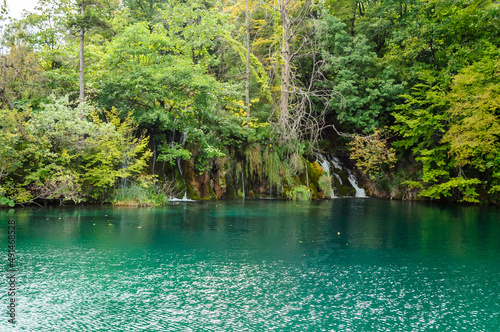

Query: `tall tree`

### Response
(317, 13, 404, 133)
(245, 0, 251, 117)
(264, 0, 325, 154)
(68, 0, 109, 103)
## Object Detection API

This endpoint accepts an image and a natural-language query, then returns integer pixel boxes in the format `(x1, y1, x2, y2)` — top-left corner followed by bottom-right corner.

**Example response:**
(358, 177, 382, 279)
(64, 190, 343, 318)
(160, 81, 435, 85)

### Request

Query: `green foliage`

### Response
(392, 56, 500, 203)
(0, 197, 15, 207)
(444, 57, 500, 171)
(317, 13, 405, 133)
(420, 177, 482, 203)
(0, 97, 151, 204)
(0, 109, 25, 180)
(112, 180, 169, 207)
(66, 0, 110, 33)
(222, 31, 272, 101)
(157, 143, 192, 165)
(378, 0, 499, 82)
(195, 145, 226, 174)
(2, 0, 500, 204)
(122, 0, 164, 24)
(318, 174, 334, 198)
(391, 73, 453, 200)
(245, 145, 263, 179)
(349, 128, 396, 180)
(287, 185, 313, 201)
(80, 108, 152, 198)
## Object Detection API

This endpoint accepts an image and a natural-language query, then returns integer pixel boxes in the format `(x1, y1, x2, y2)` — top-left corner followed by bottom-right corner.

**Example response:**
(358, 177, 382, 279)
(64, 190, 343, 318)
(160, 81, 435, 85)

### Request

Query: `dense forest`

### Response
(0, 0, 498, 206)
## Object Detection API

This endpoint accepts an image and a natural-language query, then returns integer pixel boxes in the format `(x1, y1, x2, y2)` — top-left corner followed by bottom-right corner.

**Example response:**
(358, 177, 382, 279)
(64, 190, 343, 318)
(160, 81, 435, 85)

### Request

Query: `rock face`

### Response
(155, 148, 367, 200)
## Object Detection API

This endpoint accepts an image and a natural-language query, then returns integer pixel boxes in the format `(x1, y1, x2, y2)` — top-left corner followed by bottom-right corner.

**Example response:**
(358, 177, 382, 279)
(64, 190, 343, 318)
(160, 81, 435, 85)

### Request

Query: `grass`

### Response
(112, 182, 169, 207)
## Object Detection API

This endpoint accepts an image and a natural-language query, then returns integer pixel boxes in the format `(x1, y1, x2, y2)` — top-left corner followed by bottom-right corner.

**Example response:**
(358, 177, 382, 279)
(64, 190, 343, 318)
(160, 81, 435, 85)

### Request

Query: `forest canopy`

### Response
(0, 0, 499, 205)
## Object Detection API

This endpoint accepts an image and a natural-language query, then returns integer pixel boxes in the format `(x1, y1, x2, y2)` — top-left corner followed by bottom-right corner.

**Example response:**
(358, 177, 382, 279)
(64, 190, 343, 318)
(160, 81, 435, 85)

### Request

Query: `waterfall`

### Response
(177, 158, 187, 192)
(317, 156, 330, 175)
(316, 153, 366, 198)
(241, 169, 245, 199)
(168, 158, 195, 201)
(169, 132, 195, 202)
(346, 170, 367, 198)
(330, 157, 344, 185)
(305, 162, 309, 187)
(179, 132, 187, 147)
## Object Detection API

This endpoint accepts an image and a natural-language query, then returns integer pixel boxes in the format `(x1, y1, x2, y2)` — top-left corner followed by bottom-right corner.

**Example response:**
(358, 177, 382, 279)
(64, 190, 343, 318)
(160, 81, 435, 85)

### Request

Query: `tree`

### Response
(122, 0, 165, 24)
(326, 0, 367, 36)
(95, 1, 235, 172)
(0, 45, 46, 109)
(443, 57, 500, 201)
(260, 0, 329, 155)
(317, 13, 404, 133)
(67, 0, 109, 103)
(0, 96, 151, 204)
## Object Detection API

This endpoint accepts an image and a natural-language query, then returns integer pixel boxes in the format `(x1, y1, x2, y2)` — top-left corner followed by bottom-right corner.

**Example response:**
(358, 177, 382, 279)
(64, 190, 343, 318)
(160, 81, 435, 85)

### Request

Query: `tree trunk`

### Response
(79, 4, 85, 103)
(245, 0, 251, 117)
(279, 0, 291, 126)
(1, 55, 12, 110)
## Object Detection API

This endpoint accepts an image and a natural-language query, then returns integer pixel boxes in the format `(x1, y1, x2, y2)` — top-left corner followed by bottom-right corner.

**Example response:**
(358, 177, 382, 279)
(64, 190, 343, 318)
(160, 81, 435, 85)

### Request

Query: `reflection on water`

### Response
(1, 199, 499, 330)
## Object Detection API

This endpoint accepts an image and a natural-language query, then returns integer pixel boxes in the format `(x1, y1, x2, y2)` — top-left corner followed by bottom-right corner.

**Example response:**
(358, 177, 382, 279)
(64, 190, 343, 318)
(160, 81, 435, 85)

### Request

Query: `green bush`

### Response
(112, 181, 169, 207)
(287, 185, 313, 201)
(318, 174, 334, 198)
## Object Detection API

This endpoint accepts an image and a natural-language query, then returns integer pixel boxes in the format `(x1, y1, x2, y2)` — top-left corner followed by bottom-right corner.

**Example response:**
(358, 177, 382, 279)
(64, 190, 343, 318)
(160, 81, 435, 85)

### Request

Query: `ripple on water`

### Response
(5, 249, 498, 331)
(2, 201, 499, 331)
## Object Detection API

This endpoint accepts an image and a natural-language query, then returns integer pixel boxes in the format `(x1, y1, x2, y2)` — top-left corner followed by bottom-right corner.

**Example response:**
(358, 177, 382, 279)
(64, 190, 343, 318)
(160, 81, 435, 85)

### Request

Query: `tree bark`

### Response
(279, 0, 291, 126)
(1, 55, 12, 110)
(245, 0, 251, 117)
(79, 3, 85, 103)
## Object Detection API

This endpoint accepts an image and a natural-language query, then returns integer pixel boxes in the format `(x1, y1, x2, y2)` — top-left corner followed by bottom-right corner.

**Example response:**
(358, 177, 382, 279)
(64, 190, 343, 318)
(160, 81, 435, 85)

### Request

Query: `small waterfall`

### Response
(169, 132, 195, 201)
(168, 158, 195, 201)
(305, 162, 309, 187)
(179, 132, 187, 147)
(317, 156, 330, 175)
(168, 194, 195, 202)
(346, 170, 367, 198)
(330, 156, 342, 169)
(316, 153, 366, 198)
(329, 157, 344, 185)
(316, 153, 334, 198)
(241, 169, 245, 199)
(177, 158, 187, 192)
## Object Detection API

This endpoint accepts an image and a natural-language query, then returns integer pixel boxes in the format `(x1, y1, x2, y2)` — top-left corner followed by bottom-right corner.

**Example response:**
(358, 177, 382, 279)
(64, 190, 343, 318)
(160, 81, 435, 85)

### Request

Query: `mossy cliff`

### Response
(156, 145, 366, 201)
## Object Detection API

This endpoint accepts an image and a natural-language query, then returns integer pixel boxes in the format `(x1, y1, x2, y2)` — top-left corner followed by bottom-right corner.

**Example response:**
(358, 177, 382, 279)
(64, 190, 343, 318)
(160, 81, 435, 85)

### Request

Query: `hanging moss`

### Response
(203, 185, 217, 200)
(264, 147, 283, 192)
(318, 174, 334, 198)
(307, 161, 325, 185)
(309, 182, 319, 199)
(245, 145, 263, 180)
(186, 182, 201, 200)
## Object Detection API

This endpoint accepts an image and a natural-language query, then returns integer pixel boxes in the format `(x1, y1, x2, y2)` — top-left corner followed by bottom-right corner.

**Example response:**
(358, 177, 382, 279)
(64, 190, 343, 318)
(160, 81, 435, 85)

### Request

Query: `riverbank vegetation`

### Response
(0, 0, 499, 205)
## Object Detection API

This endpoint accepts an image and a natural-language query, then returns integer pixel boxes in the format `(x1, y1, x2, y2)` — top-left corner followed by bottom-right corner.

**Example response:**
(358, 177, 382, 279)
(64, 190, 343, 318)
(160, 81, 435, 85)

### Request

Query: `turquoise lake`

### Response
(1, 199, 500, 331)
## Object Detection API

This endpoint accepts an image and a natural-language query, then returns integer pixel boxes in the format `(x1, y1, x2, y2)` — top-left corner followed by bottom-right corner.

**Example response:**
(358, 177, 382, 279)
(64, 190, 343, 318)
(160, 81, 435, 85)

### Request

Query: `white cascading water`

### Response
(169, 133, 195, 202)
(317, 155, 330, 175)
(316, 154, 334, 198)
(241, 169, 245, 199)
(316, 153, 367, 198)
(346, 170, 367, 198)
(329, 157, 344, 185)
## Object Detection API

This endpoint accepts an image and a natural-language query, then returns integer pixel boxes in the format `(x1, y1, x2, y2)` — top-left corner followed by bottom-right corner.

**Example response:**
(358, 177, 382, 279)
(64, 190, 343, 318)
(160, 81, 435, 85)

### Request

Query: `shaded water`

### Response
(1, 199, 500, 331)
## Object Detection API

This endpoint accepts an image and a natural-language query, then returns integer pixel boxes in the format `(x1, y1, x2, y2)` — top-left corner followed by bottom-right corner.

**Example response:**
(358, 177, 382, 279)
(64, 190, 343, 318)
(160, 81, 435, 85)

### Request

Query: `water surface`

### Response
(1, 199, 500, 331)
